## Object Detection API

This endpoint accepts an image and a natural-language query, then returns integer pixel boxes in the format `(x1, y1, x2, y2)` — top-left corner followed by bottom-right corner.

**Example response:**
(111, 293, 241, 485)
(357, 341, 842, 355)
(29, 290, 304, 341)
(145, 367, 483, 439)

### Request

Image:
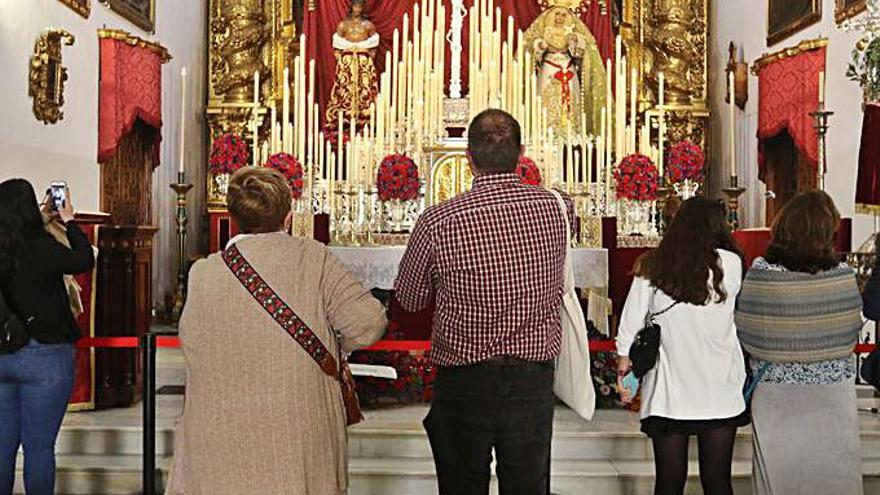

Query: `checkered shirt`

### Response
(394, 173, 573, 367)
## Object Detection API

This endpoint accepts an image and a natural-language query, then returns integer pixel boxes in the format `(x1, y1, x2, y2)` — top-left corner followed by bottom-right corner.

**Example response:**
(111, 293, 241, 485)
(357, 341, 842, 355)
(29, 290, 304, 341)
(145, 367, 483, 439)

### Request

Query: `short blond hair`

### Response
(227, 167, 291, 234)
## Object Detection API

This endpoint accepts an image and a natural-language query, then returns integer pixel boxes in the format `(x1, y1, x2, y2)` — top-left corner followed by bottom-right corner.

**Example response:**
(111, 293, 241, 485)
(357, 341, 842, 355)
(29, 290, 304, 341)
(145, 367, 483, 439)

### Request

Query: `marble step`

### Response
(13, 455, 880, 495)
(53, 422, 880, 464)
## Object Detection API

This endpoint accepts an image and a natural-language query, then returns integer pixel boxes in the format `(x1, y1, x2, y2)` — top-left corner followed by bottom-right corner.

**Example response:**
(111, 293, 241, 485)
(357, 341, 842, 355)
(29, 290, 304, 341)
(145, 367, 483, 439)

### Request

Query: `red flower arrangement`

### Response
(665, 140, 705, 184)
(515, 156, 543, 186)
(614, 154, 660, 201)
(376, 154, 420, 202)
(349, 320, 436, 406)
(209, 133, 250, 176)
(264, 153, 305, 199)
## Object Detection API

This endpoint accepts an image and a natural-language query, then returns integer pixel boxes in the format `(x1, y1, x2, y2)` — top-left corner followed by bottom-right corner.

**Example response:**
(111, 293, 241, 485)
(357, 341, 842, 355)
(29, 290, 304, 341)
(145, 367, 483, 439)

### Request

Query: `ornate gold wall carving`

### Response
(649, 0, 706, 106)
(210, 0, 267, 104)
(207, 0, 275, 207)
(29, 29, 75, 125)
(627, 0, 710, 156)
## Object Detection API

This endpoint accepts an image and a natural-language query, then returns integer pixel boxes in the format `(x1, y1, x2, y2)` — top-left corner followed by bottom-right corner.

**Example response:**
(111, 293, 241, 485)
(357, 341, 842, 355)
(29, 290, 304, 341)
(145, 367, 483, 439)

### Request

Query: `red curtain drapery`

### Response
(98, 37, 166, 167)
(755, 46, 826, 182)
(303, 0, 614, 121)
(856, 103, 880, 211)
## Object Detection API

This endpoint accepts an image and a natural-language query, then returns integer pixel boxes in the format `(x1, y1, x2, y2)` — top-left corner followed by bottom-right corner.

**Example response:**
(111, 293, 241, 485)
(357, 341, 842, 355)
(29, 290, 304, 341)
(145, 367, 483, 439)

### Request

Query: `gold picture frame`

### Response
(835, 0, 867, 23)
(102, 0, 156, 33)
(768, 0, 822, 46)
(59, 0, 90, 17)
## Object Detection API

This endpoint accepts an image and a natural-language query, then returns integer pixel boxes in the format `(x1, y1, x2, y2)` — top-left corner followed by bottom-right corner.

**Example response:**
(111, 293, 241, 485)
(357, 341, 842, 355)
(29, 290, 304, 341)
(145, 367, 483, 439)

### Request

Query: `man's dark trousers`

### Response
(423, 360, 555, 495)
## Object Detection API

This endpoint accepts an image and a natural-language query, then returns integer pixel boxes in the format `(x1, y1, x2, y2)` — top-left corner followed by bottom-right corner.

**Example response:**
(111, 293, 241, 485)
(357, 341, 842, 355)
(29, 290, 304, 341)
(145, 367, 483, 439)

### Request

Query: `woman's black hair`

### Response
(0, 179, 44, 277)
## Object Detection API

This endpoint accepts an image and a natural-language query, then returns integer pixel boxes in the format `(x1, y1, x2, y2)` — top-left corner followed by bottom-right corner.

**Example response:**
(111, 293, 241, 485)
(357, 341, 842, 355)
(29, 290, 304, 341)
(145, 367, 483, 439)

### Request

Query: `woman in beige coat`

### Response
(166, 167, 387, 495)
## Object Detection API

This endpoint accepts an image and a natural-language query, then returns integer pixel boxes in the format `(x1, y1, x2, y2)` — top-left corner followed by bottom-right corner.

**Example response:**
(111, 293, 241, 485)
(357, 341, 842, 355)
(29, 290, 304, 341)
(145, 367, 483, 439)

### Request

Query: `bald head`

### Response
(467, 109, 522, 173)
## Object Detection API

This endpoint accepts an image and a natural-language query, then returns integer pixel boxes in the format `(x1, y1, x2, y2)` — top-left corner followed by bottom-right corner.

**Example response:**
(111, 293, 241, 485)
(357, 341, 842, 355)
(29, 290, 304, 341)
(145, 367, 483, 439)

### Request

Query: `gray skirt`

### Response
(751, 381, 862, 495)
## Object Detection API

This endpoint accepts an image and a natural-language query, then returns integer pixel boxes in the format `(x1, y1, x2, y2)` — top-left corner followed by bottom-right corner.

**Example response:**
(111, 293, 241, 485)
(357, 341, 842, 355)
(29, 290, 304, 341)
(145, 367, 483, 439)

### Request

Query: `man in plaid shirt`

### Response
(395, 109, 572, 495)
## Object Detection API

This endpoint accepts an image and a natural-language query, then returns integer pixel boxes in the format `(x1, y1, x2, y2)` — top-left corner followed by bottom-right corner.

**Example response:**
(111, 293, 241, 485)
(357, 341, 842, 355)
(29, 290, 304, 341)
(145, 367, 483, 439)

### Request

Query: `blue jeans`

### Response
(0, 339, 75, 495)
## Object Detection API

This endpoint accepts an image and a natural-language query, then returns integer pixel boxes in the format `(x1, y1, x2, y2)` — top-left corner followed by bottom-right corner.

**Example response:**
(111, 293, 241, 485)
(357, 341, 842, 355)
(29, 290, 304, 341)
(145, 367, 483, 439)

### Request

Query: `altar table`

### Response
(330, 246, 610, 334)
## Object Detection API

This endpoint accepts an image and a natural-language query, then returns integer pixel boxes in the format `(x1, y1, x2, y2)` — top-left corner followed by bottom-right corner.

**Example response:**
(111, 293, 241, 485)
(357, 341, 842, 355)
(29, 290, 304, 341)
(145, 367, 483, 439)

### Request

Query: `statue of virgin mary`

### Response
(524, 4, 606, 135)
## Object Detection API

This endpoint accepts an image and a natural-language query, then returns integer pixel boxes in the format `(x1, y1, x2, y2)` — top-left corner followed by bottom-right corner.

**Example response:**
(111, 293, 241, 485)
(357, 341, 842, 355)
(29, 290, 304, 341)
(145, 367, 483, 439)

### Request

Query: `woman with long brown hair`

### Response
(736, 191, 863, 495)
(616, 197, 747, 495)
(0, 178, 94, 494)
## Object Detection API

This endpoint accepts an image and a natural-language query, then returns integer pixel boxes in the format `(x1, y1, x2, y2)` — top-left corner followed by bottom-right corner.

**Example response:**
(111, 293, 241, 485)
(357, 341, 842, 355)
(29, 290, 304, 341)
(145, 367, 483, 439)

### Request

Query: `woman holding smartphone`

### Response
(0, 178, 94, 494)
(615, 198, 747, 495)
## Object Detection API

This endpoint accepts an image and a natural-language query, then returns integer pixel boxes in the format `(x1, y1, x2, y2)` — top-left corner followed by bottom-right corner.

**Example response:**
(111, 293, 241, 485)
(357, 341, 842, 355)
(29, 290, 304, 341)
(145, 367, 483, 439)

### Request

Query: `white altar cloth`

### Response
(330, 246, 608, 290)
(330, 246, 610, 334)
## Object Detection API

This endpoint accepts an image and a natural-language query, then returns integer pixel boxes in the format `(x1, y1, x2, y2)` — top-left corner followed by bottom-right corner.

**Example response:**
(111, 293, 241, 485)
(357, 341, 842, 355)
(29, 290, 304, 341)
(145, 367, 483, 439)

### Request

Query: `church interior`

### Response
(3, 0, 880, 493)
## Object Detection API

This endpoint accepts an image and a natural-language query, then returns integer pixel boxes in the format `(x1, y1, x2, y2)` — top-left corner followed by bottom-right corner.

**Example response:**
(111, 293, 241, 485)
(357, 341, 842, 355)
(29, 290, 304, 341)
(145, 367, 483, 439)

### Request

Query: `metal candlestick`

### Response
(722, 175, 747, 230)
(810, 103, 834, 190)
(654, 180, 672, 234)
(170, 172, 193, 324)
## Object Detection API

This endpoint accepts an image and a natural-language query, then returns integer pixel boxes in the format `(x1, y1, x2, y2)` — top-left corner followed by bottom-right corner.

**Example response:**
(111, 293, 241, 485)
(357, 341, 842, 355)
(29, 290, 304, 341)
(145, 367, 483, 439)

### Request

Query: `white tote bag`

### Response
(549, 190, 596, 421)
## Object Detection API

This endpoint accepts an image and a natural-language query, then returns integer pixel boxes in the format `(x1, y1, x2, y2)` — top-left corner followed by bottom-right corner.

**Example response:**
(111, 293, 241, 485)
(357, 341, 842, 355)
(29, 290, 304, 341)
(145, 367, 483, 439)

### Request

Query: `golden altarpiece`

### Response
(204, 0, 712, 248)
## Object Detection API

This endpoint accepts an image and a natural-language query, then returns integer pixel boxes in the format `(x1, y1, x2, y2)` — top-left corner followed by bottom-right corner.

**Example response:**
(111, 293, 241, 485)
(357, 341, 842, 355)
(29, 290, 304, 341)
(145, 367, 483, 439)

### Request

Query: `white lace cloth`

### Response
(330, 246, 611, 333)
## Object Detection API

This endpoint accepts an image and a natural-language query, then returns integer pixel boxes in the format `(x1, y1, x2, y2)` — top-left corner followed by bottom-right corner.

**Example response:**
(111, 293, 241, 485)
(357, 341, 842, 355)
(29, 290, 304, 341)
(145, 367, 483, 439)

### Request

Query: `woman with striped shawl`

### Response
(736, 191, 864, 495)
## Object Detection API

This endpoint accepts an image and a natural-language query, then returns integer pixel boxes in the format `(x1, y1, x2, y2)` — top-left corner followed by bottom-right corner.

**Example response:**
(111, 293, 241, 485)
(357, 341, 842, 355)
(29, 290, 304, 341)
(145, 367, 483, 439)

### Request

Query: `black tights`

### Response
(651, 426, 737, 495)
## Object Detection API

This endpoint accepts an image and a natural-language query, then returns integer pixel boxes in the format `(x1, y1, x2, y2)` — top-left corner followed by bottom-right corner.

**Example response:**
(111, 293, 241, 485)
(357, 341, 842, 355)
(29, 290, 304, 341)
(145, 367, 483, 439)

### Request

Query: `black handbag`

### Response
(0, 282, 30, 354)
(860, 348, 880, 390)
(629, 289, 678, 379)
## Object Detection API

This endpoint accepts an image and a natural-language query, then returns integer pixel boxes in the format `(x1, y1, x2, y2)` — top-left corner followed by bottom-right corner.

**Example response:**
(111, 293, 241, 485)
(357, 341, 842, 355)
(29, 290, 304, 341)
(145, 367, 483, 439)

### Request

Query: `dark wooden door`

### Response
(763, 130, 816, 225)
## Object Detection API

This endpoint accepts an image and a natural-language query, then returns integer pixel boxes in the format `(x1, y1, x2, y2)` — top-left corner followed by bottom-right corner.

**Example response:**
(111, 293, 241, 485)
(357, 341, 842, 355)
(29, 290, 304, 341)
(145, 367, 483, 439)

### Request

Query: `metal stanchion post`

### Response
(142, 333, 157, 494)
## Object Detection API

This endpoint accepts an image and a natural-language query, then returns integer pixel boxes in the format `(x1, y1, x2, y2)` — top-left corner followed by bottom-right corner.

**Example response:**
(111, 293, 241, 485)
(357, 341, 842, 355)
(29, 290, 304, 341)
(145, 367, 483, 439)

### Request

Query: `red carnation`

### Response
(264, 152, 305, 199)
(377, 154, 420, 201)
(665, 140, 705, 184)
(614, 154, 660, 201)
(209, 133, 250, 176)
(515, 156, 543, 186)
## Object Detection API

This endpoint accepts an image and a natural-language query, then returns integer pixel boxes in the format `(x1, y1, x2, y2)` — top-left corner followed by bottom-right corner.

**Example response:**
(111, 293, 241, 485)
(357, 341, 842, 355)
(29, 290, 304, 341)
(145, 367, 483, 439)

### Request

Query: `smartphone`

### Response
(622, 371, 640, 397)
(49, 181, 67, 211)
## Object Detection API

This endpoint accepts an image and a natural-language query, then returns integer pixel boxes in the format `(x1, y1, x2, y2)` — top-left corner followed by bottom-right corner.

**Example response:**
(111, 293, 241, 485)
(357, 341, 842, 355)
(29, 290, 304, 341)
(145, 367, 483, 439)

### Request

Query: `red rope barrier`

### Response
(75, 336, 877, 354)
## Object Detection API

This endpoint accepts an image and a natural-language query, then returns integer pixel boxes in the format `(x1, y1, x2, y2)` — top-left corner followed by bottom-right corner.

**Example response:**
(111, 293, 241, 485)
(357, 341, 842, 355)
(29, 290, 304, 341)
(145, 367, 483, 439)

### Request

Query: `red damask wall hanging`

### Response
(754, 44, 826, 183)
(97, 29, 170, 167)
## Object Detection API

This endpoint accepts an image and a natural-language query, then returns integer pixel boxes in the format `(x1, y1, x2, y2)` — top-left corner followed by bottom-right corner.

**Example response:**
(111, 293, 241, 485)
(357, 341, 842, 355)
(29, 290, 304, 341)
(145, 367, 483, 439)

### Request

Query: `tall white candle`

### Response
(819, 70, 826, 104)
(630, 68, 637, 154)
(728, 70, 736, 177)
(586, 139, 594, 185)
(270, 104, 277, 154)
(658, 72, 665, 177)
(283, 67, 290, 153)
(252, 70, 260, 167)
(178, 67, 186, 174)
(617, 57, 627, 158)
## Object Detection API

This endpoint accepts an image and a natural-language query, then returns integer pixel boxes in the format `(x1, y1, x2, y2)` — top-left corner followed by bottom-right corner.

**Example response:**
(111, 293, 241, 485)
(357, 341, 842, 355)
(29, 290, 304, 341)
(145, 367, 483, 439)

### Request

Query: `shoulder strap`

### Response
(548, 189, 571, 243)
(548, 189, 574, 292)
(222, 244, 339, 379)
(645, 287, 679, 325)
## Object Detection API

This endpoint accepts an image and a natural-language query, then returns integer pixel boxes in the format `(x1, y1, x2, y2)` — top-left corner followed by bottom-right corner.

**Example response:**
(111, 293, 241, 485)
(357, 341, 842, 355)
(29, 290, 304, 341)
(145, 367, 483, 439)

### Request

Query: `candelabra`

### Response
(722, 175, 746, 230)
(810, 103, 834, 190)
(170, 172, 193, 324)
